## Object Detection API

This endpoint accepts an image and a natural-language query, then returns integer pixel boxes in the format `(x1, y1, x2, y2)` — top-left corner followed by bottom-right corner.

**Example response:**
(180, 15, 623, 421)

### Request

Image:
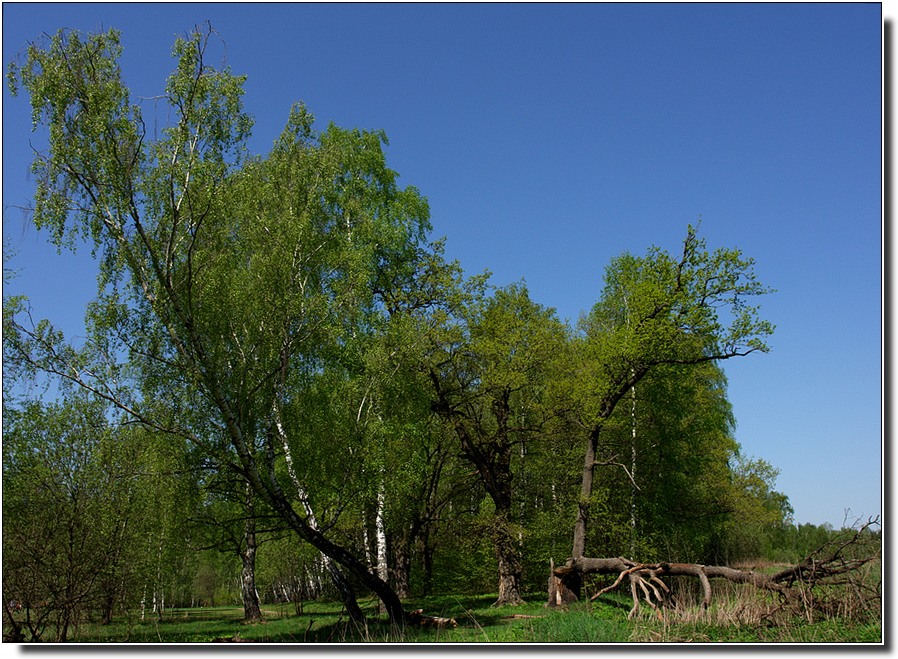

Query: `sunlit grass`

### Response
(43, 588, 881, 644)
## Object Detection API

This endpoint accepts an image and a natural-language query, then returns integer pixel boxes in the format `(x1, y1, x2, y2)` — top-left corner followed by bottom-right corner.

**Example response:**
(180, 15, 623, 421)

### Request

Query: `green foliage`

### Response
(588, 362, 740, 563)
(6, 24, 847, 643)
(577, 224, 774, 426)
(8, 30, 140, 254)
(763, 523, 840, 564)
(6, 24, 438, 623)
(424, 281, 571, 599)
(722, 454, 794, 562)
(1, 394, 202, 640)
(3, 397, 118, 639)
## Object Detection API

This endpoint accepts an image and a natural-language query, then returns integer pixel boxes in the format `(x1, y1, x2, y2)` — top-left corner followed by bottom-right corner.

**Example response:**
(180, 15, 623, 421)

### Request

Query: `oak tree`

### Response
(429, 282, 568, 605)
(552, 225, 775, 602)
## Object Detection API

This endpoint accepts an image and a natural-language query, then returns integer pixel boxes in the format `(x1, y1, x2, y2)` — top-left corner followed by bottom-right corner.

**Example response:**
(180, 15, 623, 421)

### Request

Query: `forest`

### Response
(2, 26, 881, 643)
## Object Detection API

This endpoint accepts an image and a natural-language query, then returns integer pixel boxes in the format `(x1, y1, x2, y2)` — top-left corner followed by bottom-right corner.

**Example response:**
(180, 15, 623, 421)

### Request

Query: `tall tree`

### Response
(723, 454, 794, 562)
(555, 225, 774, 600)
(429, 282, 567, 605)
(6, 25, 436, 626)
(587, 361, 741, 563)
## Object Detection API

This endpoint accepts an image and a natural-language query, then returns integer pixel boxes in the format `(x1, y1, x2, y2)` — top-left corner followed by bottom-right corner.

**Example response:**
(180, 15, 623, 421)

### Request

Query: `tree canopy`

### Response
(3, 25, 819, 638)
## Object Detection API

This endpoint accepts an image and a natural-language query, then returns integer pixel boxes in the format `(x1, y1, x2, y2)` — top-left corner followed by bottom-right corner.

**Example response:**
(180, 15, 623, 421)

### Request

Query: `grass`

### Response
(50, 595, 631, 643)
(623, 575, 883, 644)
(72, 601, 378, 643)
(20, 588, 881, 644)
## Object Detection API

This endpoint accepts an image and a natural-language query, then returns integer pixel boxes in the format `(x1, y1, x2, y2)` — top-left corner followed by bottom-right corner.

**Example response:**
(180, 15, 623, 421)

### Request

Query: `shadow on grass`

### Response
(65, 594, 637, 643)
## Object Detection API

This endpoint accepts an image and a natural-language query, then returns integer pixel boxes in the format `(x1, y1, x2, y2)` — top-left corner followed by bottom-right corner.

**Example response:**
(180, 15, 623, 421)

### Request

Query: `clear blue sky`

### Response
(2, 3, 882, 528)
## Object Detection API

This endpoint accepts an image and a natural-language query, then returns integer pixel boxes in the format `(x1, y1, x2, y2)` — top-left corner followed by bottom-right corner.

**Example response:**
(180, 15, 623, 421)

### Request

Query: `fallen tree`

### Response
(547, 518, 881, 621)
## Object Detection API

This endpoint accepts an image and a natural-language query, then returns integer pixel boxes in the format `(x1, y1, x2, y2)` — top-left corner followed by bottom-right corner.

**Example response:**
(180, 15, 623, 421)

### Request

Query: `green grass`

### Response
(74, 601, 382, 643)
(20, 592, 881, 644)
(59, 595, 633, 643)
(388, 594, 633, 643)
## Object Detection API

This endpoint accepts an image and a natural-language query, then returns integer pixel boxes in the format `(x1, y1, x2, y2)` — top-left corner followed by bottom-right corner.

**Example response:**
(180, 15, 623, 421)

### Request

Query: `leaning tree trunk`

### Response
(323, 556, 365, 625)
(189, 378, 394, 626)
(269, 397, 366, 626)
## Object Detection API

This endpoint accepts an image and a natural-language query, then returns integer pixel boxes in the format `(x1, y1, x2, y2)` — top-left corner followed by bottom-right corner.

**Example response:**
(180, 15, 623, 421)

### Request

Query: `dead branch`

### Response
(503, 614, 544, 620)
(407, 609, 458, 629)
(551, 517, 880, 619)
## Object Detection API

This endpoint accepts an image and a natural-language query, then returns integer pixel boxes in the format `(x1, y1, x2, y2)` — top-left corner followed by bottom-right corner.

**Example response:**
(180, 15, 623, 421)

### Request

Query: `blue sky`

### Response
(2, 3, 882, 528)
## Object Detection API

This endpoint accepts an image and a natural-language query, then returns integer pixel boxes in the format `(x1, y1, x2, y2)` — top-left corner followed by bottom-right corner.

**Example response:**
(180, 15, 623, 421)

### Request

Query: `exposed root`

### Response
(554, 517, 881, 621)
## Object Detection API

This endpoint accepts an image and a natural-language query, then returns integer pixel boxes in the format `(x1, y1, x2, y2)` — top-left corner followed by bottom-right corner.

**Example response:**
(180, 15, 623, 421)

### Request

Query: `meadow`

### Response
(54, 578, 881, 645)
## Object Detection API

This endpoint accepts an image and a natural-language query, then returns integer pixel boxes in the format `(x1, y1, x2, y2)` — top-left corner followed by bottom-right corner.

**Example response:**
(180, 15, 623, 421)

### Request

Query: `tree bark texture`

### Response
(323, 557, 366, 625)
(390, 533, 412, 600)
(419, 531, 435, 598)
(240, 520, 263, 623)
(549, 556, 796, 616)
(571, 421, 605, 564)
(375, 482, 389, 584)
(269, 395, 367, 625)
(493, 511, 525, 606)
(203, 386, 403, 626)
(240, 486, 263, 623)
(432, 381, 526, 606)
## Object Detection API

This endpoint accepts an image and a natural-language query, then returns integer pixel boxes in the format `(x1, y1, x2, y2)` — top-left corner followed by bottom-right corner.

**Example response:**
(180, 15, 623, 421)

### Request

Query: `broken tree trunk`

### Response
(547, 558, 580, 607)
(547, 518, 881, 620)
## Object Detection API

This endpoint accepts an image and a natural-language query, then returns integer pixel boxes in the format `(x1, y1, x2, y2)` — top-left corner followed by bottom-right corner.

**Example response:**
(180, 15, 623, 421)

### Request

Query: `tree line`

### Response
(4, 25, 806, 639)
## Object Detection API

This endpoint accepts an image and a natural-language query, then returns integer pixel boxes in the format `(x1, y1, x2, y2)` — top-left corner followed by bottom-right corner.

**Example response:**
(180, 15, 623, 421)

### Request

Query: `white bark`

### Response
(375, 480, 389, 583)
(272, 401, 321, 527)
(363, 525, 372, 566)
(271, 400, 346, 588)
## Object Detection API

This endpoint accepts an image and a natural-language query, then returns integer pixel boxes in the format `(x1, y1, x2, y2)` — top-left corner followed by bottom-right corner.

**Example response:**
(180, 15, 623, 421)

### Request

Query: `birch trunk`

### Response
(391, 533, 412, 600)
(240, 490, 263, 622)
(375, 480, 389, 584)
(272, 402, 365, 624)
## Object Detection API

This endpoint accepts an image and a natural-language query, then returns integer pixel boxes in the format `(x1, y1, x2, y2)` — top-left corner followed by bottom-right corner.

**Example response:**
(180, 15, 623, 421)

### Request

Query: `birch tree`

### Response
(6, 25, 433, 626)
